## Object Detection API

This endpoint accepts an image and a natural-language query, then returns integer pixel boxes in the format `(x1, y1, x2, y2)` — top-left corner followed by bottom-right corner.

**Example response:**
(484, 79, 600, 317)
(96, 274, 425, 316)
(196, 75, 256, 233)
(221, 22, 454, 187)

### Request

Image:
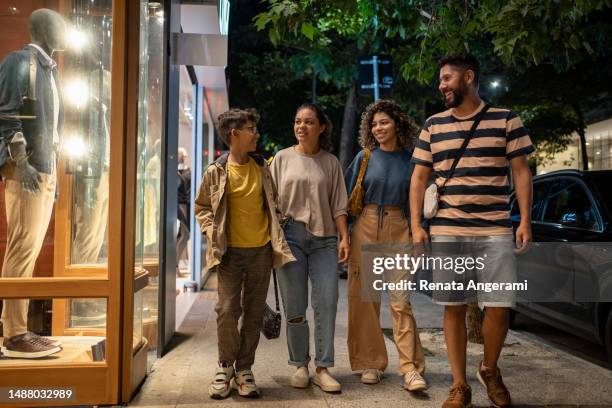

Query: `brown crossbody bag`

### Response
(347, 148, 371, 217)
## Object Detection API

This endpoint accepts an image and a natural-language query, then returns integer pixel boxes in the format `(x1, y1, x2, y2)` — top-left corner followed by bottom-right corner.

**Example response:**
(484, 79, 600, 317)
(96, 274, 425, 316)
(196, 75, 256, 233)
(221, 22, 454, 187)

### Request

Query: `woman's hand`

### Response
(335, 214, 350, 263)
(337, 237, 350, 263)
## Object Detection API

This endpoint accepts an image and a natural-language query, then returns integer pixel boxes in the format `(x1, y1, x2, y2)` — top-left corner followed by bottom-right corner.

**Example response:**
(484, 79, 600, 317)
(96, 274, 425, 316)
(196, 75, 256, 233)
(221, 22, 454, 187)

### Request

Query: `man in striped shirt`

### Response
(410, 54, 534, 408)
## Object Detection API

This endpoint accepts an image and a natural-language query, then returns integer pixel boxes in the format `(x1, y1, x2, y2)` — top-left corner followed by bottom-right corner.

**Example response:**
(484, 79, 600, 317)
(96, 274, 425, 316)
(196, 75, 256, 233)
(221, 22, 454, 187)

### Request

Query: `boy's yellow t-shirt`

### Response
(226, 158, 270, 248)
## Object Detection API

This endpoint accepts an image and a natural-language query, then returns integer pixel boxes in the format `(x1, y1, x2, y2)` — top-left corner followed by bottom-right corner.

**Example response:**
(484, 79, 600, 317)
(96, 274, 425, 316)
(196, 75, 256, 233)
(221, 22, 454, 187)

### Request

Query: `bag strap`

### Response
(353, 148, 370, 193)
(272, 269, 280, 312)
(28, 51, 37, 100)
(439, 103, 490, 192)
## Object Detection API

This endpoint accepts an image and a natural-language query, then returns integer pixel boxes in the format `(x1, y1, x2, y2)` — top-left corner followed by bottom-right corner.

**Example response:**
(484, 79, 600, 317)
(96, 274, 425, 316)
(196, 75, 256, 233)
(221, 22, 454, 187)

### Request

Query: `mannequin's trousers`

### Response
(1, 168, 56, 339)
(347, 205, 425, 375)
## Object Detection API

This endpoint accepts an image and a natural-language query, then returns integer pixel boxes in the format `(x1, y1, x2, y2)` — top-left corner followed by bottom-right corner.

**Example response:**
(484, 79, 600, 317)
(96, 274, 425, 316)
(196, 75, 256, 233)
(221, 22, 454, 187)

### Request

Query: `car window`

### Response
(542, 179, 599, 231)
(511, 180, 551, 222)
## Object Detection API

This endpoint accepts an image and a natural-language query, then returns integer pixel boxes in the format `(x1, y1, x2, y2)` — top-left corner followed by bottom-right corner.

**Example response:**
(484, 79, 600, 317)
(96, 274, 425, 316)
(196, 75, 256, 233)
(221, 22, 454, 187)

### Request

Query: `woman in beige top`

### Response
(270, 103, 349, 393)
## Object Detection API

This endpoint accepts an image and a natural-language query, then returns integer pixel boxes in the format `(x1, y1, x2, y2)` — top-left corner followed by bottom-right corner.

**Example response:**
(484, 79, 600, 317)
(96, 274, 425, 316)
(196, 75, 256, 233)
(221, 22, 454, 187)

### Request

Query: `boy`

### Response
(195, 108, 295, 399)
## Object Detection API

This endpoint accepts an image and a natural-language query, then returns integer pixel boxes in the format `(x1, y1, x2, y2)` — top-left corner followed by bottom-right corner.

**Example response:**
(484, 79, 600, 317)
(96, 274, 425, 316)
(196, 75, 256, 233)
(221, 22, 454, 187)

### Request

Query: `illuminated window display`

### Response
(0, 0, 165, 404)
(0, 7, 68, 359)
(135, 0, 165, 360)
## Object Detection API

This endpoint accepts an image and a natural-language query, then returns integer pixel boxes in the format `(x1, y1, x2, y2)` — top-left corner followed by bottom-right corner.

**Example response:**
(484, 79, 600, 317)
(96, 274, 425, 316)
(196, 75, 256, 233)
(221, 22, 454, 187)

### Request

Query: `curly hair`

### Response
(216, 108, 260, 147)
(296, 103, 333, 151)
(358, 99, 419, 151)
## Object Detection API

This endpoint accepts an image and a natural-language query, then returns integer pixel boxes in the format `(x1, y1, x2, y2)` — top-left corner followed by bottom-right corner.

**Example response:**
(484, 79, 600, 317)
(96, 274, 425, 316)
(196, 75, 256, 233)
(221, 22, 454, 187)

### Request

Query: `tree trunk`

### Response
(571, 102, 589, 171)
(339, 81, 358, 170)
(467, 303, 484, 344)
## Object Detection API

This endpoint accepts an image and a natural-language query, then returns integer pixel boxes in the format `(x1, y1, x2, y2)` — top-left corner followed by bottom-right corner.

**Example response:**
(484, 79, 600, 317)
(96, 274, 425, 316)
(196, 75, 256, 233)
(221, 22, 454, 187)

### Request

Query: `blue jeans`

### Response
(277, 220, 339, 368)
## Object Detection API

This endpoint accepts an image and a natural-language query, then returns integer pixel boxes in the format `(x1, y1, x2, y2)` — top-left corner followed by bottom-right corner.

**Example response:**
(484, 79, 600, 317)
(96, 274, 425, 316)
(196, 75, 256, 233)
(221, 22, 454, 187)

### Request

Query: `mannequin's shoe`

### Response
(1, 332, 61, 359)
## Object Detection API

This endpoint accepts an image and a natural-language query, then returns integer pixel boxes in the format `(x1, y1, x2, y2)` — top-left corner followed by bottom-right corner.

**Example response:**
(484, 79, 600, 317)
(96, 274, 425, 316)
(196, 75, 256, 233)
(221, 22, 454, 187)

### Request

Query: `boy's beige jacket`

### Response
(194, 152, 296, 270)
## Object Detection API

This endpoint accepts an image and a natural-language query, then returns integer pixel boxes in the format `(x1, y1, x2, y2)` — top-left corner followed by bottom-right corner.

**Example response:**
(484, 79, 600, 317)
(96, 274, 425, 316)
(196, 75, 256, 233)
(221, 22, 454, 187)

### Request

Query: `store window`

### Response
(66, 0, 113, 266)
(134, 0, 165, 361)
(0, 1, 114, 361)
(1, 0, 161, 402)
(586, 131, 612, 170)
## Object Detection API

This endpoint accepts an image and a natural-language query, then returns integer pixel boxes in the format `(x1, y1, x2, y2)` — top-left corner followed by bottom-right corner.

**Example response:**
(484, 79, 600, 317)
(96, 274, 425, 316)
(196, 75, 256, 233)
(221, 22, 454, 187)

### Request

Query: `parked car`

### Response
(509, 169, 612, 367)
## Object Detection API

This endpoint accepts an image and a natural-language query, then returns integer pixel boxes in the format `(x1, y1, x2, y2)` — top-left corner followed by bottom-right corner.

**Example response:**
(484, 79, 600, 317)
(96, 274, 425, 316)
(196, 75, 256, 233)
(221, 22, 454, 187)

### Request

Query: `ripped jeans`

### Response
(276, 220, 339, 368)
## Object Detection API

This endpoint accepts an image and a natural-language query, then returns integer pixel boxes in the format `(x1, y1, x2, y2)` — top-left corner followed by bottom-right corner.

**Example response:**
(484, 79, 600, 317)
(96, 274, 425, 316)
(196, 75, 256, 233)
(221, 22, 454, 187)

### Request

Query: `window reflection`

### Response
(68, 0, 113, 265)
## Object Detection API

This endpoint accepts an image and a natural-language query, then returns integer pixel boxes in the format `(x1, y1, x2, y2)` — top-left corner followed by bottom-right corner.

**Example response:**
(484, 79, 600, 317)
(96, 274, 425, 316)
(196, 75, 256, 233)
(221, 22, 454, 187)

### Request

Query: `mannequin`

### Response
(176, 147, 191, 271)
(0, 8, 66, 358)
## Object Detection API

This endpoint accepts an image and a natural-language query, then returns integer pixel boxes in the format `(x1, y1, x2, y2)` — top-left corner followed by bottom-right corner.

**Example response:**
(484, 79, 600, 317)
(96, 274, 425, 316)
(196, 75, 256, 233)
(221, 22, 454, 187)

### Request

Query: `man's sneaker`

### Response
(290, 366, 310, 388)
(313, 368, 341, 393)
(403, 370, 427, 391)
(232, 369, 261, 398)
(208, 363, 234, 399)
(442, 383, 472, 408)
(477, 361, 511, 408)
(361, 369, 382, 384)
(1, 332, 62, 359)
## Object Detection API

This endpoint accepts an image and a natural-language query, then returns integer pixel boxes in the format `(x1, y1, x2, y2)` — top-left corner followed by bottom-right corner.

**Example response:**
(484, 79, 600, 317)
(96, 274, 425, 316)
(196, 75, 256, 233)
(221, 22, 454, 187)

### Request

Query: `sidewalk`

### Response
(127, 273, 612, 407)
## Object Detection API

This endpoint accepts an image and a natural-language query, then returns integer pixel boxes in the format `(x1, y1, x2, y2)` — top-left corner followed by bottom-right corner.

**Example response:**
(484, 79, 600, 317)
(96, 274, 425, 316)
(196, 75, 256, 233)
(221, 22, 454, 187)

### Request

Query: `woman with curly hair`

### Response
(344, 99, 427, 390)
(271, 103, 349, 393)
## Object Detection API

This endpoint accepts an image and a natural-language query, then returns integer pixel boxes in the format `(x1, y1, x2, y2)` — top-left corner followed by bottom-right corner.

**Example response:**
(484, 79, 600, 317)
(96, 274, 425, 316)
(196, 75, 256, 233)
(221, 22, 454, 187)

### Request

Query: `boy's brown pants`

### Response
(216, 242, 272, 371)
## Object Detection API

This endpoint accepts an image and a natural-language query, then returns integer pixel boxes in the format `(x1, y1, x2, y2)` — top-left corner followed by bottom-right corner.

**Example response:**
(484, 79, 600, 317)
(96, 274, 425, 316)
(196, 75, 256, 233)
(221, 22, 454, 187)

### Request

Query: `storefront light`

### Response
(64, 136, 87, 158)
(67, 27, 88, 51)
(64, 79, 90, 109)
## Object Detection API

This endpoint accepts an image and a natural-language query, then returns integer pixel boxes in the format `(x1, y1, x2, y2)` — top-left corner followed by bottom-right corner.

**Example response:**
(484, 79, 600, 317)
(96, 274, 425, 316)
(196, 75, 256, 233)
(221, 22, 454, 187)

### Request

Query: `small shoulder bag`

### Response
(261, 269, 281, 339)
(423, 104, 491, 219)
(347, 148, 371, 217)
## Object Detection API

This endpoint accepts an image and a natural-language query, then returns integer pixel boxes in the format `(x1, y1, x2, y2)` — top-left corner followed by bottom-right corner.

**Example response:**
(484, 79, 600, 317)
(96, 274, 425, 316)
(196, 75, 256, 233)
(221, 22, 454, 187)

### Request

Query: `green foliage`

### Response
(243, 0, 612, 162)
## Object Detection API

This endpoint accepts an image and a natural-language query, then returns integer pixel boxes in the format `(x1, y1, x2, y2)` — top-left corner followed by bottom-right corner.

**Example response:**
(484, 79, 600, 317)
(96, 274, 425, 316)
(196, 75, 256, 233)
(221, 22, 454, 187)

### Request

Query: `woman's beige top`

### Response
(270, 146, 348, 237)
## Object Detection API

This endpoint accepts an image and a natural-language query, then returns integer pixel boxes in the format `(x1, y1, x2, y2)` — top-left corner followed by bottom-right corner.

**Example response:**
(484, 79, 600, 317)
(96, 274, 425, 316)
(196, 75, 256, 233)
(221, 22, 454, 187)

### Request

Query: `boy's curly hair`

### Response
(216, 108, 260, 147)
(358, 99, 419, 150)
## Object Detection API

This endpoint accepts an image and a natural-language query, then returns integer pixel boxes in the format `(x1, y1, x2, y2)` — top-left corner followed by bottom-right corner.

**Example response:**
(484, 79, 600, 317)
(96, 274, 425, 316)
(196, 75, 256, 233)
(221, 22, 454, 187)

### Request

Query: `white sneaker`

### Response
(403, 370, 427, 391)
(290, 366, 310, 388)
(313, 368, 341, 393)
(232, 369, 261, 398)
(208, 364, 234, 399)
(361, 369, 382, 384)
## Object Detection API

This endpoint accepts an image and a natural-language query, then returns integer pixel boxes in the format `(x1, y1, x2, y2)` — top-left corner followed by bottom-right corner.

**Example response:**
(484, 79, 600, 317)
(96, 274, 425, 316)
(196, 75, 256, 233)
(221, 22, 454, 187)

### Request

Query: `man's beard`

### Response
(443, 83, 468, 108)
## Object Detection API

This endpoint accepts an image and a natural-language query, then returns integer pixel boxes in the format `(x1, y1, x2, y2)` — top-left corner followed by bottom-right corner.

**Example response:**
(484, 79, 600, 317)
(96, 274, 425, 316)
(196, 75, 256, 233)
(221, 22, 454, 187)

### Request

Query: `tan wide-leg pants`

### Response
(347, 205, 425, 375)
(1, 165, 56, 338)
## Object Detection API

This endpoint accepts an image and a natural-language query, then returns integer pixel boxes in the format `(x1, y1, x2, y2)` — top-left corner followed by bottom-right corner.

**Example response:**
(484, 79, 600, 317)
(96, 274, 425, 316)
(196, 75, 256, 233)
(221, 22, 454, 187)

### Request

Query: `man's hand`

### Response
(337, 237, 349, 263)
(514, 222, 532, 254)
(15, 158, 42, 194)
(411, 225, 430, 244)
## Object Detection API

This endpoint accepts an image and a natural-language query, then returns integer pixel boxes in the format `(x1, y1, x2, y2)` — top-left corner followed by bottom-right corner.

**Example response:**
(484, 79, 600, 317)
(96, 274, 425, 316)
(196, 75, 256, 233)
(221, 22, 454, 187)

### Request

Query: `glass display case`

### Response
(134, 0, 165, 365)
(0, 297, 107, 366)
(65, 0, 112, 267)
(0, 0, 160, 404)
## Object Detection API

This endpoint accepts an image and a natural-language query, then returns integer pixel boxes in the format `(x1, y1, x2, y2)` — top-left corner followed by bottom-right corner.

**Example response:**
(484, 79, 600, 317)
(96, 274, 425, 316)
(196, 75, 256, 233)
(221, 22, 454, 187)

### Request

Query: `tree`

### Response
(254, 0, 612, 167)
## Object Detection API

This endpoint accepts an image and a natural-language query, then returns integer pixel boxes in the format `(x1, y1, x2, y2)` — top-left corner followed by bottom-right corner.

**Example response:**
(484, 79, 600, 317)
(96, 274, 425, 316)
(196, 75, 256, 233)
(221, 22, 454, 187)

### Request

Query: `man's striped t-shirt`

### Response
(412, 102, 534, 236)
